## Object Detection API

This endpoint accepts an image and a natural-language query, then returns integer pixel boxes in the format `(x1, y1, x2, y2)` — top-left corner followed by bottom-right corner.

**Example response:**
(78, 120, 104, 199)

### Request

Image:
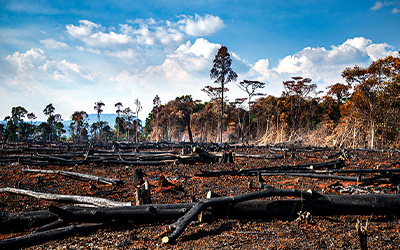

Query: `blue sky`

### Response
(1, 0, 399, 122)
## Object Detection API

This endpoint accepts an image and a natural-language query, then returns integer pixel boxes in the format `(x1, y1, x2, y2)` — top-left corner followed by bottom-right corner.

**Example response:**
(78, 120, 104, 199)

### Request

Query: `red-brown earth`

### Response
(1, 146, 400, 249)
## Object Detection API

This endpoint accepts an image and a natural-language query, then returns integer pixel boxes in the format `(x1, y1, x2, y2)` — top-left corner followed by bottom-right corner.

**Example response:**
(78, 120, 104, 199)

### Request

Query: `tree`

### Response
(70, 111, 89, 141)
(237, 80, 266, 141)
(210, 46, 238, 143)
(123, 107, 134, 141)
(326, 83, 351, 104)
(5, 106, 28, 141)
(94, 101, 105, 141)
(43, 104, 62, 141)
(282, 77, 316, 131)
(115, 102, 123, 141)
(134, 98, 142, 143)
(341, 53, 400, 148)
(234, 98, 247, 143)
(26, 112, 37, 140)
(152, 95, 161, 142)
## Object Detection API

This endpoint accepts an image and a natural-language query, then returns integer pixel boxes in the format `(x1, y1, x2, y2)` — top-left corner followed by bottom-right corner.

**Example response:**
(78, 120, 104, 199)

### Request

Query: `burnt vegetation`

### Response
(1, 48, 400, 249)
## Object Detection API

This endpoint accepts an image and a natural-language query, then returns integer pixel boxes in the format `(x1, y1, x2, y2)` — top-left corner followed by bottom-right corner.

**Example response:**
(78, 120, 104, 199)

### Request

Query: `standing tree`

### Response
(70, 111, 89, 141)
(134, 98, 142, 143)
(6, 106, 28, 141)
(94, 101, 105, 141)
(210, 46, 238, 143)
(153, 95, 161, 142)
(123, 107, 134, 141)
(237, 80, 266, 141)
(27, 112, 37, 140)
(234, 98, 247, 143)
(43, 104, 62, 141)
(115, 102, 123, 141)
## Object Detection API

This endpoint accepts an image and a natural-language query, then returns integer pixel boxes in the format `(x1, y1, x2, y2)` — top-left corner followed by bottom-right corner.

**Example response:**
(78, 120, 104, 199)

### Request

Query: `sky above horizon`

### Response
(1, 0, 400, 122)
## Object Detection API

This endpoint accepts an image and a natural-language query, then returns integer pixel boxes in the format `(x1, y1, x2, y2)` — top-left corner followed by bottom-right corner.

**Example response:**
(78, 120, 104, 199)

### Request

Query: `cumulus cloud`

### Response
(5, 48, 98, 87)
(66, 14, 224, 51)
(169, 38, 221, 72)
(245, 37, 398, 95)
(178, 14, 224, 36)
(371, 1, 383, 10)
(40, 39, 69, 49)
(66, 20, 134, 48)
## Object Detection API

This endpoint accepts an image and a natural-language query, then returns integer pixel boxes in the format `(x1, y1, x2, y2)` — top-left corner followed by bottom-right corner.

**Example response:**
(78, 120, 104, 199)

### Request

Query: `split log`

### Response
(21, 168, 124, 186)
(0, 187, 132, 207)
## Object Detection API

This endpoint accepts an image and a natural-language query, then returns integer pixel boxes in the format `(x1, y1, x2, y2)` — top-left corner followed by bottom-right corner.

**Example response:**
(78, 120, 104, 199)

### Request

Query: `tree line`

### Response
(1, 47, 399, 149)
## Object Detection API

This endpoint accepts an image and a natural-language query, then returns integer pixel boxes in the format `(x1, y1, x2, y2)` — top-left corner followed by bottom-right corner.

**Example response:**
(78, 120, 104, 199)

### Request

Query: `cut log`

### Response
(0, 187, 132, 207)
(0, 223, 107, 250)
(162, 186, 314, 244)
(21, 168, 124, 186)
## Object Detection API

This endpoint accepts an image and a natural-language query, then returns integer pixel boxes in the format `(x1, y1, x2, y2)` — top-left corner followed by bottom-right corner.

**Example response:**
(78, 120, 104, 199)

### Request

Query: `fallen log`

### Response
(0, 187, 132, 207)
(162, 186, 314, 244)
(21, 168, 124, 186)
(195, 158, 345, 177)
(0, 222, 108, 250)
(2, 190, 400, 247)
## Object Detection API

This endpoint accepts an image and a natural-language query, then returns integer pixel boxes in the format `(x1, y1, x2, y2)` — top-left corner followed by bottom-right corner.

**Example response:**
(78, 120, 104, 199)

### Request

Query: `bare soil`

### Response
(1, 147, 400, 249)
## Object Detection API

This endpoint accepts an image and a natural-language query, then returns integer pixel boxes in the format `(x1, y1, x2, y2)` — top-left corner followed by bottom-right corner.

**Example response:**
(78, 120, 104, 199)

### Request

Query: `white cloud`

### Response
(5, 48, 98, 87)
(67, 20, 134, 48)
(66, 14, 223, 50)
(178, 14, 224, 36)
(170, 38, 221, 72)
(250, 59, 272, 79)
(245, 37, 398, 96)
(40, 39, 69, 49)
(371, 1, 383, 10)
(104, 49, 141, 64)
(6, 48, 47, 73)
(371, 1, 400, 13)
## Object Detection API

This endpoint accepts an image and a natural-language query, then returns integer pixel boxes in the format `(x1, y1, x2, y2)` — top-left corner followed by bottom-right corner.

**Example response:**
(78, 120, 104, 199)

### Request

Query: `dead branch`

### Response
(0, 187, 132, 207)
(162, 186, 314, 244)
(21, 168, 124, 186)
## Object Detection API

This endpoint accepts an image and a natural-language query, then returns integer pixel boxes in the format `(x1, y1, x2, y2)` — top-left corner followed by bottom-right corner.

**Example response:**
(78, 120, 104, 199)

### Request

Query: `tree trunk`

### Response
(187, 115, 193, 144)
(21, 168, 124, 186)
(0, 187, 132, 207)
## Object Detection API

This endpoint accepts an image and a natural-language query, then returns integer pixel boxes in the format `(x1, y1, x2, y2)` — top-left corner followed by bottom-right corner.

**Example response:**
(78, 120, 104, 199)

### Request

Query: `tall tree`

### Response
(70, 111, 88, 141)
(282, 77, 316, 131)
(341, 53, 400, 148)
(210, 46, 237, 143)
(43, 104, 62, 141)
(237, 80, 266, 141)
(134, 98, 142, 143)
(94, 101, 105, 141)
(6, 106, 28, 141)
(123, 107, 134, 141)
(152, 95, 161, 142)
(115, 102, 123, 141)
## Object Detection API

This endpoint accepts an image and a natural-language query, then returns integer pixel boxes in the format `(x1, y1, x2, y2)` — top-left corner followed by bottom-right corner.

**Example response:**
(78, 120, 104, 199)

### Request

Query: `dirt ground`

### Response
(1, 146, 400, 249)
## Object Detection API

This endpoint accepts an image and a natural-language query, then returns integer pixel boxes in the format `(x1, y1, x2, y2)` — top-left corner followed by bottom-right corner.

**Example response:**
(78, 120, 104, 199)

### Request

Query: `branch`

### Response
(162, 186, 315, 244)
(0, 187, 131, 207)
